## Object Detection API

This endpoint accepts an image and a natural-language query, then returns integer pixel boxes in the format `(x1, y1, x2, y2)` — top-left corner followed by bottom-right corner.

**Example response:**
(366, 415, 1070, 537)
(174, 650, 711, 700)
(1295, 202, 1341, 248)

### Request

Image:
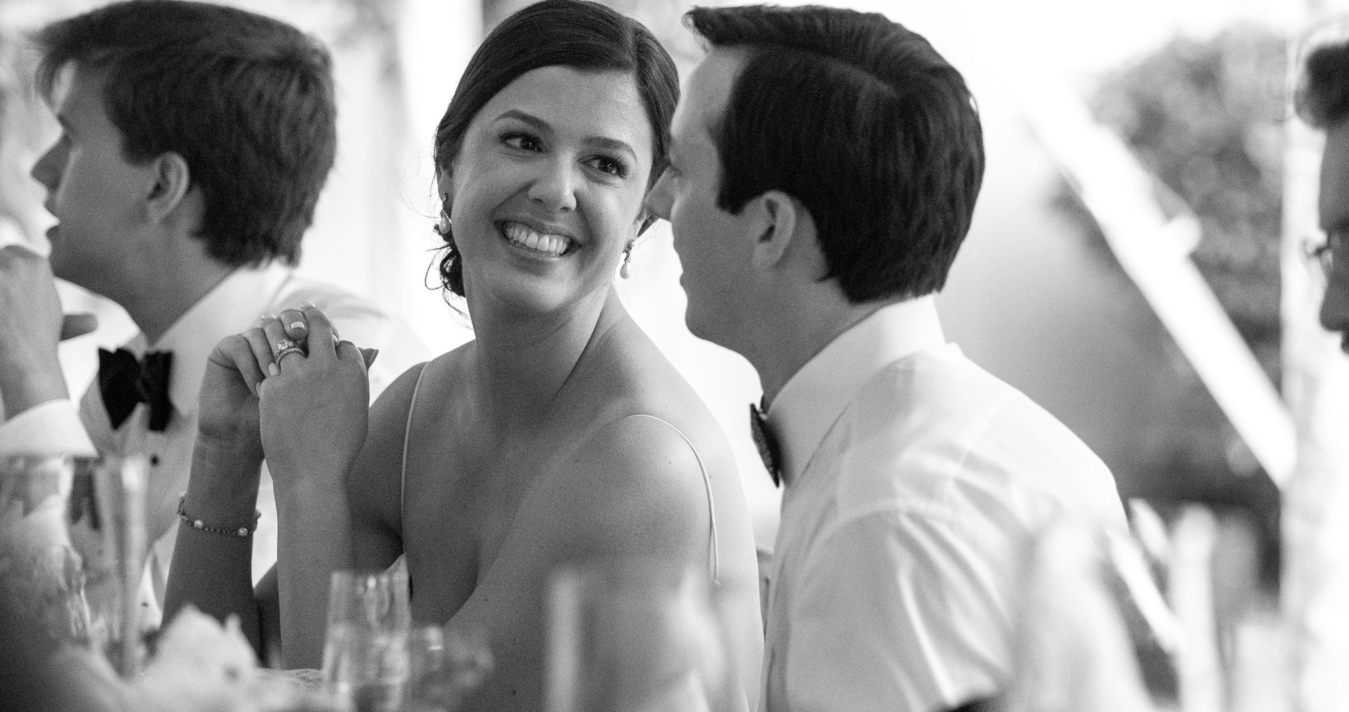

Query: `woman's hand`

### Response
(251, 305, 372, 499)
(196, 331, 267, 462)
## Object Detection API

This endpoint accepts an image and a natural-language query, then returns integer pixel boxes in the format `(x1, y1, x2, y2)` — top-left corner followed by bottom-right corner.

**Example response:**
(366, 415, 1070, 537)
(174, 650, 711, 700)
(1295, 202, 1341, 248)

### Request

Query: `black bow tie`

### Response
(98, 347, 174, 432)
(749, 401, 782, 487)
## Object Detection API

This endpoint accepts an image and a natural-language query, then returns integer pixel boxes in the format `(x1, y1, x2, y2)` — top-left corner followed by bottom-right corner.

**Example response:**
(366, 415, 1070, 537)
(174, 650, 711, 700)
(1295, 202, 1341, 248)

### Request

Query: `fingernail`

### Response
(362, 348, 380, 367)
(268, 363, 279, 377)
(300, 301, 316, 308)
(289, 321, 307, 333)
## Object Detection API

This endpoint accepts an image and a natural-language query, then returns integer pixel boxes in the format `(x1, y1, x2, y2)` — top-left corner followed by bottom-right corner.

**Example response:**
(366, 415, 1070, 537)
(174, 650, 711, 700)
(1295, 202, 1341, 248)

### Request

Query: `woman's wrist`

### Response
(183, 431, 266, 519)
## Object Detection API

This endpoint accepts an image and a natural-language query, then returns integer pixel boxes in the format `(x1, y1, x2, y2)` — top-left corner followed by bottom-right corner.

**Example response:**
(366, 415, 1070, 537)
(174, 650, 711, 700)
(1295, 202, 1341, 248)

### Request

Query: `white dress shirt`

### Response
(0, 400, 95, 457)
(77, 263, 428, 626)
(761, 297, 1127, 712)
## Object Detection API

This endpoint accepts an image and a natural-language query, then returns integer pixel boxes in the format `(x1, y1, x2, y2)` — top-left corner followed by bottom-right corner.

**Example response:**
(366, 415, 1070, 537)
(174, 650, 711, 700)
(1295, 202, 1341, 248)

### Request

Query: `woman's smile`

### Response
(499, 220, 576, 258)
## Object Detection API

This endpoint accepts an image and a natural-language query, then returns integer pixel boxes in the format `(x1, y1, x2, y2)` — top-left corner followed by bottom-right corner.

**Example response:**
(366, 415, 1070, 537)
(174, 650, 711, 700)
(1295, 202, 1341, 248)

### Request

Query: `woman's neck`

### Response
(464, 287, 624, 429)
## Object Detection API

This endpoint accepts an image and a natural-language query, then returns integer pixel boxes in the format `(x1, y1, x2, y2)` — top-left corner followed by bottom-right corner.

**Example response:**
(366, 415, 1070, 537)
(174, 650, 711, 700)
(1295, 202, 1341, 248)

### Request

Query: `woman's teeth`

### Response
(502, 222, 572, 257)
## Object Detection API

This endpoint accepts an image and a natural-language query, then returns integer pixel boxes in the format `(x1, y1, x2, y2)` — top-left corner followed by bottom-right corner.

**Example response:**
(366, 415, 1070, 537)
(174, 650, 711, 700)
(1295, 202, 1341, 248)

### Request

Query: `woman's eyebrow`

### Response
(493, 109, 551, 132)
(495, 108, 636, 159)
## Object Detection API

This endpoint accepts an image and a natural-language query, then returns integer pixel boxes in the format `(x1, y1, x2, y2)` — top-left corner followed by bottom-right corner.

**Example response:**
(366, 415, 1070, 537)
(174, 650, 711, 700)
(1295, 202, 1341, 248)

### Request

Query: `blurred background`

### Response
(3, 0, 1349, 709)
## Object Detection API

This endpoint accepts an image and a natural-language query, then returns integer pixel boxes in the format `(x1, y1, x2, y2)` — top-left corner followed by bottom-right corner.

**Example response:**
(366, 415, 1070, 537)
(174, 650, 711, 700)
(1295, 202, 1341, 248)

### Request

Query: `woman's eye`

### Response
(503, 133, 542, 152)
(588, 155, 628, 178)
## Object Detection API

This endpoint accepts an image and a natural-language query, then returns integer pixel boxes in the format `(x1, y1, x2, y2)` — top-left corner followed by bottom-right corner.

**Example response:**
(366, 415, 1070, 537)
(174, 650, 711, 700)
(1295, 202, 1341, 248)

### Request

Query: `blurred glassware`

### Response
(545, 556, 743, 712)
(0, 454, 92, 646)
(66, 454, 150, 677)
(321, 567, 412, 712)
(404, 623, 494, 712)
(2, 453, 149, 676)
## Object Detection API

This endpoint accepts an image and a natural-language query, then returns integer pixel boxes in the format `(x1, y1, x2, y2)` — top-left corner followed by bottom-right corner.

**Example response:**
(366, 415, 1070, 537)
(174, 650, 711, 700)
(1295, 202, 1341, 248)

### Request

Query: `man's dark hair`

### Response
(431, 0, 678, 297)
(686, 5, 984, 302)
(1298, 39, 1349, 129)
(34, 0, 337, 267)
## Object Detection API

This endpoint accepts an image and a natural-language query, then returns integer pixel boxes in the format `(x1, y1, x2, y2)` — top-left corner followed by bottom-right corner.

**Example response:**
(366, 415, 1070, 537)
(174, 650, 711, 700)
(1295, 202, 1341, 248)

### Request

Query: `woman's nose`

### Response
(528, 159, 577, 213)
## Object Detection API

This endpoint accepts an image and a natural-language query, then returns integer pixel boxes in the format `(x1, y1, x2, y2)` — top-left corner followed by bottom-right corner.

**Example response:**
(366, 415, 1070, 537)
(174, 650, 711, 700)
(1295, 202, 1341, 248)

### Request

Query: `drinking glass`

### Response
(404, 624, 494, 712)
(545, 556, 739, 712)
(321, 567, 412, 712)
(0, 454, 91, 645)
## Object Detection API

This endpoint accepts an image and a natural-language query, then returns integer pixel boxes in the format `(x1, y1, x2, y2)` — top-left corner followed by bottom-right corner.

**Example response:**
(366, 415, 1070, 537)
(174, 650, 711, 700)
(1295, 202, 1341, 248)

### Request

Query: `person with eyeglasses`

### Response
(1298, 41, 1349, 353)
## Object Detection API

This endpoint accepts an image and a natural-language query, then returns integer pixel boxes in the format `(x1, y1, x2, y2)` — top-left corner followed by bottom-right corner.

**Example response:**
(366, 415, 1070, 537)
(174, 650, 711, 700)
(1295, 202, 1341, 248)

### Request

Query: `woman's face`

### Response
(443, 66, 653, 316)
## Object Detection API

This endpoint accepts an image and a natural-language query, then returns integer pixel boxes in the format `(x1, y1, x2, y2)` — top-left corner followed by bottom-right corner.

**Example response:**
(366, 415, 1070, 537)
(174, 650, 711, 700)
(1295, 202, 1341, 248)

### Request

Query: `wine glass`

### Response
(321, 567, 411, 712)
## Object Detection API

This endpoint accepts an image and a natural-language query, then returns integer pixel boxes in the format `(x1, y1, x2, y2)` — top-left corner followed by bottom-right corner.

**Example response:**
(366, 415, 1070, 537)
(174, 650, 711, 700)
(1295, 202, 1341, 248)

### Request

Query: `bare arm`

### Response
(257, 307, 370, 668)
(163, 334, 269, 654)
(348, 363, 428, 572)
(0, 246, 71, 417)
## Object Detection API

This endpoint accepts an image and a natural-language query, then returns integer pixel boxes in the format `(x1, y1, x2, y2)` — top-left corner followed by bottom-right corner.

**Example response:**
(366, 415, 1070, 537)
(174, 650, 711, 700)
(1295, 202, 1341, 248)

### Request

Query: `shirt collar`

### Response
(129, 264, 293, 416)
(766, 296, 945, 486)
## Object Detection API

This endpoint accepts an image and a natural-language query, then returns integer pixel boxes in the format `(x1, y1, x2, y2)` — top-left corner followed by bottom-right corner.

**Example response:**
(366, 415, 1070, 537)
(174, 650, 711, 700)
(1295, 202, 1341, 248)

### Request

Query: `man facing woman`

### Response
(164, 1, 762, 711)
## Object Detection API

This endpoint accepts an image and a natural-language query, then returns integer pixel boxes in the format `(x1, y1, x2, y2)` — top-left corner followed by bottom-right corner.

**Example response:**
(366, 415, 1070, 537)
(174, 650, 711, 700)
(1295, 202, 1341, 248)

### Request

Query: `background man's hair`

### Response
(34, 0, 337, 267)
(686, 4, 985, 302)
(1298, 39, 1349, 129)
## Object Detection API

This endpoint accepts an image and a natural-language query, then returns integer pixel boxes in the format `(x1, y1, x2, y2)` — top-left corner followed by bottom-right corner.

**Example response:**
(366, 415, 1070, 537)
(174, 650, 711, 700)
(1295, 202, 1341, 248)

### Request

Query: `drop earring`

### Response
(434, 207, 451, 236)
(620, 241, 634, 279)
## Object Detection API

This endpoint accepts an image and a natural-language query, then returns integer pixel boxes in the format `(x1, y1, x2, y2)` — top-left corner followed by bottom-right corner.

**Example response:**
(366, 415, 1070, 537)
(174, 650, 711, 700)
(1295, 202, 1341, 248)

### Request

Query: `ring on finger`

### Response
(275, 337, 299, 353)
(276, 345, 305, 362)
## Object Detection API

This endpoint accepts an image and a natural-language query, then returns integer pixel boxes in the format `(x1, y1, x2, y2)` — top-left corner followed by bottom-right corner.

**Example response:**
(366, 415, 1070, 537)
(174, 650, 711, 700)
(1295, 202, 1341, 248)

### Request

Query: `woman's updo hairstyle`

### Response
(433, 0, 679, 298)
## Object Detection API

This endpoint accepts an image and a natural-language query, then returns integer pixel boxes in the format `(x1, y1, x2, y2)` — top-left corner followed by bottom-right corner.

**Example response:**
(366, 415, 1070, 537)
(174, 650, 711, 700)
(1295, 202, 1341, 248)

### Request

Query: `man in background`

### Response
(22, 0, 425, 627)
(647, 5, 1127, 710)
(1298, 41, 1349, 351)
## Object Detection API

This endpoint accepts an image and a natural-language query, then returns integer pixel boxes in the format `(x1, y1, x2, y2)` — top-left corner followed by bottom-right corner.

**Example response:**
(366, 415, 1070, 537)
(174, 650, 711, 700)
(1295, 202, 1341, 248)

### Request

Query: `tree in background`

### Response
(1053, 25, 1287, 588)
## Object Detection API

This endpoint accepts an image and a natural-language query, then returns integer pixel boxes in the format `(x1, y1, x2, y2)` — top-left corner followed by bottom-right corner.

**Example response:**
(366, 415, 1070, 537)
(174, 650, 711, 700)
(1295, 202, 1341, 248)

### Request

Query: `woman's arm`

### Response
(348, 362, 428, 571)
(256, 307, 371, 668)
(163, 333, 270, 655)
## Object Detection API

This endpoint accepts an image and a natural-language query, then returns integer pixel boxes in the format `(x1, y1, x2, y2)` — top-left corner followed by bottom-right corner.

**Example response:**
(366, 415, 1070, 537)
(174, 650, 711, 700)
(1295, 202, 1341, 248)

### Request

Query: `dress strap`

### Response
(629, 414, 720, 585)
(400, 362, 431, 528)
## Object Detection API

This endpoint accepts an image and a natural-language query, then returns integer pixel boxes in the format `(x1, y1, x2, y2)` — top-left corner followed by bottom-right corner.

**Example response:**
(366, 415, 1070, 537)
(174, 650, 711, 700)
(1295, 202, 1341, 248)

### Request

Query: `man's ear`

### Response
(144, 151, 191, 223)
(750, 190, 807, 269)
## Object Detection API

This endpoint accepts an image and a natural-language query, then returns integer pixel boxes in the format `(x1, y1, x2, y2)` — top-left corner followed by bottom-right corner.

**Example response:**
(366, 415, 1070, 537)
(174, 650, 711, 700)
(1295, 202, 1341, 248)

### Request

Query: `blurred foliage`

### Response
(1093, 26, 1287, 385)
(1052, 25, 1287, 584)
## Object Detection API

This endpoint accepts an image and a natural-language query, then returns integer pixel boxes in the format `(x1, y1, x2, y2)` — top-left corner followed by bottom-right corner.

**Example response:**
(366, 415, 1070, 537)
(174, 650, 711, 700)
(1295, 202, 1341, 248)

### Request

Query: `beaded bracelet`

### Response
(177, 493, 261, 538)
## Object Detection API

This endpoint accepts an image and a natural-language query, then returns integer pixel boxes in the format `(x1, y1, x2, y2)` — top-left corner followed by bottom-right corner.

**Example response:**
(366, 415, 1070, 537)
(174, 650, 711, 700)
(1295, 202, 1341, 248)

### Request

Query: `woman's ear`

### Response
(145, 151, 191, 223)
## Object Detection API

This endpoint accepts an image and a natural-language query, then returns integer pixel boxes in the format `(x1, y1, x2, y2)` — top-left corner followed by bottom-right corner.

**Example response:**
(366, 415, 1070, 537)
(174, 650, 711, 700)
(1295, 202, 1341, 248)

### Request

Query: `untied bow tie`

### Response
(98, 347, 174, 432)
(749, 400, 783, 487)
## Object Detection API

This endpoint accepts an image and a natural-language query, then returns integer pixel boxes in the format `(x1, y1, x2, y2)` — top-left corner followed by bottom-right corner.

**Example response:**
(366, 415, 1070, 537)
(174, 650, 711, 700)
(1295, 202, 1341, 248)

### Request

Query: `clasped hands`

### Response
(198, 304, 378, 496)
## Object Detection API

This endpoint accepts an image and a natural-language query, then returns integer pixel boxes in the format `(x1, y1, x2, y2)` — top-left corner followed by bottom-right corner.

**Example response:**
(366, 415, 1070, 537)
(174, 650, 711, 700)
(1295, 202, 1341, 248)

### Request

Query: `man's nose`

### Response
(645, 169, 672, 220)
(1320, 270, 1349, 334)
(30, 142, 62, 191)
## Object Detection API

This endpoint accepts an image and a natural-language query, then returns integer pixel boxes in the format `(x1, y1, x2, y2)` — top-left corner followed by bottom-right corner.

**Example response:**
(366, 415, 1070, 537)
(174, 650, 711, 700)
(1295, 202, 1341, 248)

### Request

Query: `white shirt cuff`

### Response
(0, 399, 97, 457)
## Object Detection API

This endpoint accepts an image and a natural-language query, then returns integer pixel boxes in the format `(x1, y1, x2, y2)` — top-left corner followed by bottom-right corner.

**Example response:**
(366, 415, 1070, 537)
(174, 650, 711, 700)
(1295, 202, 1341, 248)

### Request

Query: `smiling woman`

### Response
(163, 2, 763, 712)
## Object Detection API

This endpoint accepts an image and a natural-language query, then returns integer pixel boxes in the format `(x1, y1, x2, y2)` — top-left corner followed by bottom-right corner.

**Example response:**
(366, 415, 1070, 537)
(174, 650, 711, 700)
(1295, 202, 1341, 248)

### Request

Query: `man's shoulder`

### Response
(827, 346, 1123, 528)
